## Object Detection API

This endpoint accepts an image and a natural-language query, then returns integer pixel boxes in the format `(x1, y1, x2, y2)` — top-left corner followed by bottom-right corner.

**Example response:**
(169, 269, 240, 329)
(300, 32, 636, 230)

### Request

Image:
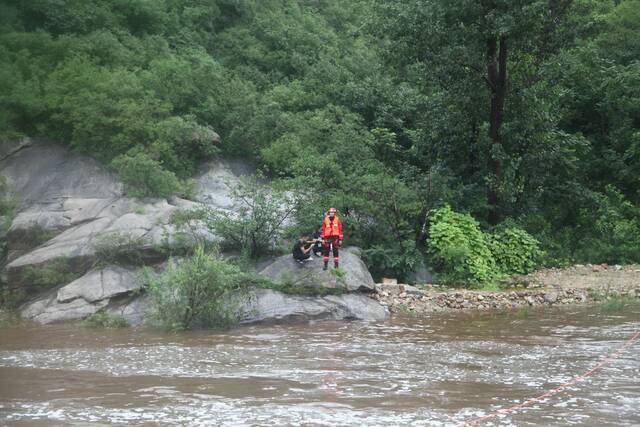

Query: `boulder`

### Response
(0, 139, 122, 207)
(4, 198, 213, 285)
(1, 143, 247, 284)
(195, 159, 254, 208)
(57, 266, 140, 303)
(20, 266, 141, 324)
(259, 247, 375, 292)
(22, 293, 108, 324)
(106, 295, 149, 326)
(239, 288, 388, 324)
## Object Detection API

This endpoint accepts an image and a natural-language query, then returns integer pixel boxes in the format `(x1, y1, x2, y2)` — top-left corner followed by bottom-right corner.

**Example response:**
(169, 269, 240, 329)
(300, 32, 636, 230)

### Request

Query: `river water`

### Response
(1, 304, 638, 426)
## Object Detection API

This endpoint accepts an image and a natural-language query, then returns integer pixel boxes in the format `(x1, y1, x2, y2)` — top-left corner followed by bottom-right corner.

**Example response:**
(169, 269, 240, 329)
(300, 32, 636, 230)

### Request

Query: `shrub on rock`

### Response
(143, 246, 248, 330)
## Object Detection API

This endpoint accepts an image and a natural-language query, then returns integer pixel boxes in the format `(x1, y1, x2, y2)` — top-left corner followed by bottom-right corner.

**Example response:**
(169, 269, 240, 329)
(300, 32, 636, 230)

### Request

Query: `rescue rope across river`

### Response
(456, 329, 640, 426)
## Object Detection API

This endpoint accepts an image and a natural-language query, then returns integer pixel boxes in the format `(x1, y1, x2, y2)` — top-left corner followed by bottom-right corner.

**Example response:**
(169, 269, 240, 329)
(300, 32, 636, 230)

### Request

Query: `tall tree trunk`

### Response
(486, 36, 507, 225)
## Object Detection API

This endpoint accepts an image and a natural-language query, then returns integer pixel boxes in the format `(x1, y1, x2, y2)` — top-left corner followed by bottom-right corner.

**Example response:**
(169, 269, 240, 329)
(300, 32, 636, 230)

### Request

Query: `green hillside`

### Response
(1, 0, 639, 281)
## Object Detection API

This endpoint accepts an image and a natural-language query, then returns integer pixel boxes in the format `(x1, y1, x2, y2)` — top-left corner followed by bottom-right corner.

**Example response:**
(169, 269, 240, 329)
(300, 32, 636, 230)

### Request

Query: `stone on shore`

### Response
(259, 247, 375, 292)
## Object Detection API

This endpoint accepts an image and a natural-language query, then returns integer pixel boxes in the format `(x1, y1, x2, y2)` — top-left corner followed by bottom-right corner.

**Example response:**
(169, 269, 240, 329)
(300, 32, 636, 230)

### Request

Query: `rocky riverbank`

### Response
(1, 139, 388, 326)
(372, 264, 640, 314)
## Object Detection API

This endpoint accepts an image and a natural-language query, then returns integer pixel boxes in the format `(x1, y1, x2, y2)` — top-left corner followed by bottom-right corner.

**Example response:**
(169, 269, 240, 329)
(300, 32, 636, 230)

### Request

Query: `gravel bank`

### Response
(372, 264, 640, 314)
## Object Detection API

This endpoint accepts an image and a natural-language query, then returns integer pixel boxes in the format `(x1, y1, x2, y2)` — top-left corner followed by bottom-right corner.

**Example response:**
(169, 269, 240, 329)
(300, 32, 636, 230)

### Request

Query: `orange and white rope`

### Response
(456, 329, 640, 426)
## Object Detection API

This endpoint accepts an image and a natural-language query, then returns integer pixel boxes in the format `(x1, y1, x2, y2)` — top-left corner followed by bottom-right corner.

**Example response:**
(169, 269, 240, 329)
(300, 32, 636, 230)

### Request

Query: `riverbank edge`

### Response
(372, 273, 640, 315)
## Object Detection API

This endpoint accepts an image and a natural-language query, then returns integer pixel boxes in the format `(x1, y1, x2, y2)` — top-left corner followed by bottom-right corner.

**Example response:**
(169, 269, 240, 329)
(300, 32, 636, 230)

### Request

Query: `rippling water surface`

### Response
(1, 305, 639, 426)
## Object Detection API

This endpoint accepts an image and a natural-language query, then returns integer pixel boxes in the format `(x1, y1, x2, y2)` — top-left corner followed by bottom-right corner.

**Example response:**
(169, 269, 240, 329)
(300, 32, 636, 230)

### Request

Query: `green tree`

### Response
(371, 0, 598, 224)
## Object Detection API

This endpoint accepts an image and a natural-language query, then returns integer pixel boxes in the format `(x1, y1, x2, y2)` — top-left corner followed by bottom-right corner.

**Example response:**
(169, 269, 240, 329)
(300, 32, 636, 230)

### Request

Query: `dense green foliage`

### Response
(489, 224, 543, 276)
(1, 0, 639, 283)
(143, 246, 248, 330)
(203, 175, 298, 258)
(427, 205, 498, 286)
(428, 206, 542, 286)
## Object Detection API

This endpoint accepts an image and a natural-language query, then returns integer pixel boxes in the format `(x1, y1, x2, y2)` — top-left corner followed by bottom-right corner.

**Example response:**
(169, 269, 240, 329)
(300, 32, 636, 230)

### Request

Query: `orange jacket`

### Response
(321, 215, 343, 240)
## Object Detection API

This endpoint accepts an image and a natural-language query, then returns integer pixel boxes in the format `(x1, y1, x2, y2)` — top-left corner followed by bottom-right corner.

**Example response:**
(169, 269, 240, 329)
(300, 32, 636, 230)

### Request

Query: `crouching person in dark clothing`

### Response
(292, 234, 313, 263)
(311, 227, 323, 256)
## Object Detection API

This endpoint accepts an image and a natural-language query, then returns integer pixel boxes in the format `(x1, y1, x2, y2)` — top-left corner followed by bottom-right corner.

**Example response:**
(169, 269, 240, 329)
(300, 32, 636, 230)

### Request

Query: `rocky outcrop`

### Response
(1, 140, 232, 285)
(195, 158, 254, 208)
(3, 140, 388, 326)
(56, 266, 139, 303)
(239, 288, 387, 323)
(259, 247, 375, 293)
(21, 266, 142, 324)
(1, 138, 122, 207)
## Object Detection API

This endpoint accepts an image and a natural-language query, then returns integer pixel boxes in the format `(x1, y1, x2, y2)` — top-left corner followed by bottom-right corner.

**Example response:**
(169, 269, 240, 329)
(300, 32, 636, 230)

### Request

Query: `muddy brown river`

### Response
(1, 304, 638, 426)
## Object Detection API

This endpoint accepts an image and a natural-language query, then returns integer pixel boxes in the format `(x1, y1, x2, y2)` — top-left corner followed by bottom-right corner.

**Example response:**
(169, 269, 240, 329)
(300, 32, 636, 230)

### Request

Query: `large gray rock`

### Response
(239, 288, 387, 324)
(20, 266, 141, 324)
(195, 159, 254, 208)
(106, 295, 148, 326)
(0, 139, 122, 207)
(259, 247, 375, 292)
(1, 141, 248, 284)
(4, 140, 388, 328)
(5, 199, 181, 283)
(23, 295, 108, 324)
(57, 266, 140, 303)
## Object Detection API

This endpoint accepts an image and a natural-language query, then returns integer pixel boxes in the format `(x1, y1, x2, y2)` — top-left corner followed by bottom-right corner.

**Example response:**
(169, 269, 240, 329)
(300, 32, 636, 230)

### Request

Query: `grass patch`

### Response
(93, 232, 150, 267)
(260, 270, 348, 297)
(83, 311, 130, 328)
(22, 258, 78, 287)
(329, 267, 346, 279)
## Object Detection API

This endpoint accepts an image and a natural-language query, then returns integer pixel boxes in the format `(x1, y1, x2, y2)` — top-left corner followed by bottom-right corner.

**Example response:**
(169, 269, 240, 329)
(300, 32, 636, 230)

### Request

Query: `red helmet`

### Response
(328, 207, 337, 214)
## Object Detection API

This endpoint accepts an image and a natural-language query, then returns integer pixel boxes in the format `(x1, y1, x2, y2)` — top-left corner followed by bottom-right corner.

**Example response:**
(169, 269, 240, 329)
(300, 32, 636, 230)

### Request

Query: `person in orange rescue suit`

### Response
(321, 207, 343, 270)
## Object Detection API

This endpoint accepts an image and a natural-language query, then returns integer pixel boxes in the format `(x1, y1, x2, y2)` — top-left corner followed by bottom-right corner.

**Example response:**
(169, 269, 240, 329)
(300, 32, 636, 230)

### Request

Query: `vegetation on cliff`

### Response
(1, 0, 639, 283)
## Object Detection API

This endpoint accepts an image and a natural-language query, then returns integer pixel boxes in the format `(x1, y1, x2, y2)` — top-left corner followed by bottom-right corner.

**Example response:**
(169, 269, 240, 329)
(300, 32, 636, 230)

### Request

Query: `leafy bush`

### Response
(257, 270, 347, 296)
(83, 311, 129, 328)
(197, 175, 298, 258)
(362, 241, 422, 283)
(22, 258, 78, 287)
(110, 150, 184, 198)
(93, 232, 150, 266)
(159, 208, 220, 256)
(20, 224, 56, 248)
(489, 225, 543, 275)
(574, 186, 640, 264)
(0, 176, 17, 262)
(4, 258, 82, 308)
(143, 246, 249, 330)
(427, 205, 498, 287)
